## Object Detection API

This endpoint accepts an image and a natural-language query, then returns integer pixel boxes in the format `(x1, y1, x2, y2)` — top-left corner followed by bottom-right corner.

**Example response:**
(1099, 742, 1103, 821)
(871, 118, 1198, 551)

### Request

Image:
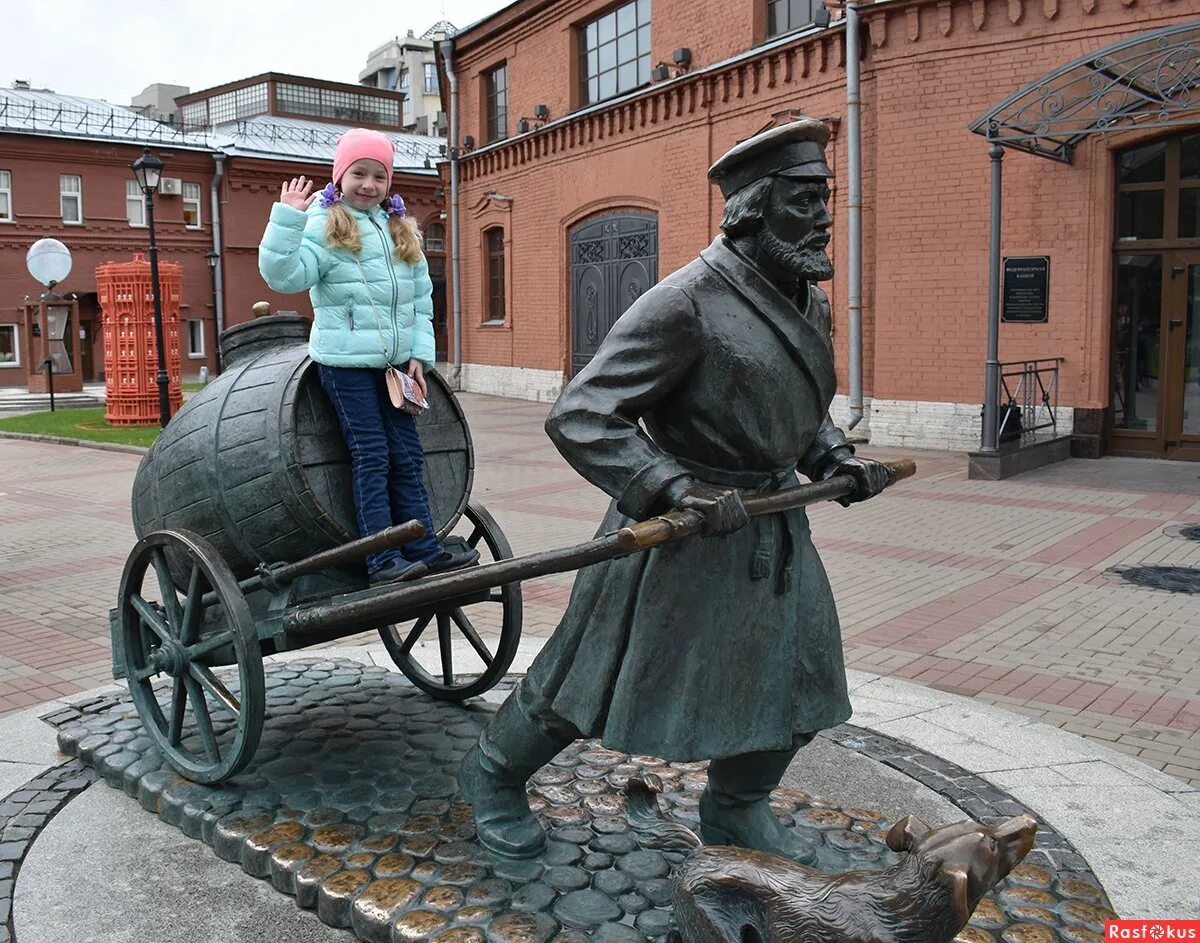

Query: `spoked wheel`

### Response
(118, 529, 265, 784)
(379, 499, 522, 701)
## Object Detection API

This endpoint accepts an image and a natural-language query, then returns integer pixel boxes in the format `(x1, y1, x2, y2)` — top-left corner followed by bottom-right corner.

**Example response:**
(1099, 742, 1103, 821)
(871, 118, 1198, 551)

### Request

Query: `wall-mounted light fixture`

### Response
(652, 49, 694, 83)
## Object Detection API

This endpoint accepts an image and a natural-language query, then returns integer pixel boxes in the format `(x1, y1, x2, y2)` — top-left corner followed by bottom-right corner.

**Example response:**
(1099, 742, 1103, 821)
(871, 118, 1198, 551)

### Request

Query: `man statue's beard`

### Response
(758, 226, 834, 283)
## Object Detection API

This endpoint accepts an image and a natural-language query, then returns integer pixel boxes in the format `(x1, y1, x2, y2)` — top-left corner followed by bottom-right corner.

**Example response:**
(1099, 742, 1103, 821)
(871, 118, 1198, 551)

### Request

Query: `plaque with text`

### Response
(1002, 256, 1049, 323)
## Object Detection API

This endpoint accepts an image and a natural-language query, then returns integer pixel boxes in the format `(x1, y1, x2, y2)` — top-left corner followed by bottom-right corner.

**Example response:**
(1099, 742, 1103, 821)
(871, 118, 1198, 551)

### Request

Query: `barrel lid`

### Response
(219, 313, 311, 367)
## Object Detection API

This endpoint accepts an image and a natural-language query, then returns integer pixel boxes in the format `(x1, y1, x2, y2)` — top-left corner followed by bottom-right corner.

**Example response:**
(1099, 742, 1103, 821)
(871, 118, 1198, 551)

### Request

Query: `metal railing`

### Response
(992, 358, 1064, 450)
(0, 96, 211, 147)
(227, 118, 444, 162)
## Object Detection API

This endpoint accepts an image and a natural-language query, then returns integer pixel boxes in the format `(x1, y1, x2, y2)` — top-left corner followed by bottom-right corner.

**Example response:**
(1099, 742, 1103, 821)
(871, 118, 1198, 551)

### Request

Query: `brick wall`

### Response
(442, 0, 1196, 445)
(0, 134, 217, 385)
(219, 160, 444, 332)
(0, 137, 445, 387)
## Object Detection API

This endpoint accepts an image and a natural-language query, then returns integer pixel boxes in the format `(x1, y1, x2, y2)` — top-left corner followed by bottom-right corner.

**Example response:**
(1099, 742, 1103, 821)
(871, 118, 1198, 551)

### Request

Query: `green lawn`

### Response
(0, 407, 159, 447)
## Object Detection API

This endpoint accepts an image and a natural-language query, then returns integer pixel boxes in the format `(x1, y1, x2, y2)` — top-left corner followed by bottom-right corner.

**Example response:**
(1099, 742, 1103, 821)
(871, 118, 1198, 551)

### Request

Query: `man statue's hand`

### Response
(829, 457, 894, 506)
(672, 481, 750, 536)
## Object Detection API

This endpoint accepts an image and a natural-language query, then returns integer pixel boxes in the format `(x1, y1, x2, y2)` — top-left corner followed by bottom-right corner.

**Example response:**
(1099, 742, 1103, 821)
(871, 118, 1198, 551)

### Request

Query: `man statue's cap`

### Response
(708, 117, 833, 197)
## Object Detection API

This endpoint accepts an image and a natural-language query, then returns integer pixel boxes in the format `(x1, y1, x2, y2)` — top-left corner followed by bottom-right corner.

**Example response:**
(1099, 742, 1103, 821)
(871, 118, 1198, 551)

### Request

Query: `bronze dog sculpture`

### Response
(625, 775, 1038, 943)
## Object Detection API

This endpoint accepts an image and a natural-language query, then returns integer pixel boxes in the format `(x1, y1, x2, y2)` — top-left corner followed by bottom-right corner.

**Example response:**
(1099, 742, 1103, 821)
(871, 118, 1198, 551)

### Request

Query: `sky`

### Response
(2, 0, 512, 105)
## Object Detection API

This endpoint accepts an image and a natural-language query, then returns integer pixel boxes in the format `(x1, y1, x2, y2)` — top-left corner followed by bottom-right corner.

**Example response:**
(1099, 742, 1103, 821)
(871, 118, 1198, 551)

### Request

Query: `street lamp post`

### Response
(204, 250, 221, 374)
(131, 147, 172, 428)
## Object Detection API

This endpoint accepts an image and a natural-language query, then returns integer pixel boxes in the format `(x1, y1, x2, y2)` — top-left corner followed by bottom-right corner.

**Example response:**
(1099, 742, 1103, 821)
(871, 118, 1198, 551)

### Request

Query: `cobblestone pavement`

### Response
(2, 393, 1199, 786)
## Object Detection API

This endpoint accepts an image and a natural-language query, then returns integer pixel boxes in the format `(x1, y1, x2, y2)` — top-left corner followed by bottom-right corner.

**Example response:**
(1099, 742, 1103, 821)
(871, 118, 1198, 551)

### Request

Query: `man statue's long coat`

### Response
(521, 233, 854, 761)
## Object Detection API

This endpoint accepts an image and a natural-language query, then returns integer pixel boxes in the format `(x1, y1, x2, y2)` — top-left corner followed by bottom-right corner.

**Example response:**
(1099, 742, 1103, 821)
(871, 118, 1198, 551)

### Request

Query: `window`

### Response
(767, 0, 826, 37)
(126, 179, 145, 227)
(183, 182, 202, 228)
(181, 101, 207, 131)
(580, 0, 650, 106)
(0, 170, 11, 221)
(0, 324, 18, 366)
(187, 320, 205, 358)
(425, 221, 445, 253)
(203, 82, 269, 126)
(425, 63, 439, 94)
(485, 64, 508, 143)
(486, 228, 506, 322)
(60, 174, 82, 224)
(398, 69, 412, 117)
(277, 82, 401, 127)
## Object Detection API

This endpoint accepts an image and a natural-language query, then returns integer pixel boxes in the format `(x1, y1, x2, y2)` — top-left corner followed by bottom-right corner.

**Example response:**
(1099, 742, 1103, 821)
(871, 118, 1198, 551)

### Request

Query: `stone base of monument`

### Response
(47, 658, 1117, 943)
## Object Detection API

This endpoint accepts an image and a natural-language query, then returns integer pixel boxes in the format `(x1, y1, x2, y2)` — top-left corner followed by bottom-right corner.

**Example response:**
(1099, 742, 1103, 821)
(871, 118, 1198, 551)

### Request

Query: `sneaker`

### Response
(426, 546, 481, 574)
(369, 558, 429, 585)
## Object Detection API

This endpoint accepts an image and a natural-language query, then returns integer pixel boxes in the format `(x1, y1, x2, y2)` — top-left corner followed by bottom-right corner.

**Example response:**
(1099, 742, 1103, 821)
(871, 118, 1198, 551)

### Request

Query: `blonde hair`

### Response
(325, 202, 424, 264)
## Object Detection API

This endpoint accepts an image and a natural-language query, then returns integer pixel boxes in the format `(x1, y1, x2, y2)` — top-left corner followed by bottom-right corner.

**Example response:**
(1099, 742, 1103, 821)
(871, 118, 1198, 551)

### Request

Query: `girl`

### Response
(258, 128, 478, 584)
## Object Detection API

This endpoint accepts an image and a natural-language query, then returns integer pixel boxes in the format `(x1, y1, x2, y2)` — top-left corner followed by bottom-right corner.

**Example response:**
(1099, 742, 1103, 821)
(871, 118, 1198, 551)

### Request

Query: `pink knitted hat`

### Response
(332, 128, 395, 190)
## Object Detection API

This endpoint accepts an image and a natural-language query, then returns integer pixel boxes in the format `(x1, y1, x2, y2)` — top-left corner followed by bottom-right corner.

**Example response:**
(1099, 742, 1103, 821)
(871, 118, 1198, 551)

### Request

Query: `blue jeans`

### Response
(317, 364, 441, 573)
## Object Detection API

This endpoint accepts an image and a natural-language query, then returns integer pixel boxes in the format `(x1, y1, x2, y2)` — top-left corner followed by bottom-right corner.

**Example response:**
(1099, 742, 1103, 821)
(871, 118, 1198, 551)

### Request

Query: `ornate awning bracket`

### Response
(969, 20, 1200, 164)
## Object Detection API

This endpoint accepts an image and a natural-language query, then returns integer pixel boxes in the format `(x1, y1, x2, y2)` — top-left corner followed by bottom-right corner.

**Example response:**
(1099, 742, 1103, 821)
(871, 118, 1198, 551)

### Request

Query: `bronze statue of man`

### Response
(460, 117, 893, 861)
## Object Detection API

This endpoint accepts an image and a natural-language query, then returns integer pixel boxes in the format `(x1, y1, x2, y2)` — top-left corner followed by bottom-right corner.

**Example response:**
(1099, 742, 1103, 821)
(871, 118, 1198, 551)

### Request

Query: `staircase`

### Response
(0, 383, 105, 413)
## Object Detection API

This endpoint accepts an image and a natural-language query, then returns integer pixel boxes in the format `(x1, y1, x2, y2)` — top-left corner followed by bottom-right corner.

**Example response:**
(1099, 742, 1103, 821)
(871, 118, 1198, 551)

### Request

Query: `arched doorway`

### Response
(1111, 133, 1200, 460)
(569, 211, 658, 377)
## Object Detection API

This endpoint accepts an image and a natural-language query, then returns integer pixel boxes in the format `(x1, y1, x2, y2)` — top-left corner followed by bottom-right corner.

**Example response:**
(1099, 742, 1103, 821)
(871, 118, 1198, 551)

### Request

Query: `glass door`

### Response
(1163, 253, 1200, 460)
(1111, 132, 1200, 460)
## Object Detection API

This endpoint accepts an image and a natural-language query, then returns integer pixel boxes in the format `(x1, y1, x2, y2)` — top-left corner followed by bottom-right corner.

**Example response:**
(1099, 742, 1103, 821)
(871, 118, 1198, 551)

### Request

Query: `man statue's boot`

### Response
(698, 735, 818, 865)
(459, 693, 571, 858)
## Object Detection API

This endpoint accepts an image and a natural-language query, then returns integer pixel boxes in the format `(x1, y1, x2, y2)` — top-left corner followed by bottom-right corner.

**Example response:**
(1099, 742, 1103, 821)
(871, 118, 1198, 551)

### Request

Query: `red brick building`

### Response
(439, 0, 1200, 461)
(0, 78, 445, 389)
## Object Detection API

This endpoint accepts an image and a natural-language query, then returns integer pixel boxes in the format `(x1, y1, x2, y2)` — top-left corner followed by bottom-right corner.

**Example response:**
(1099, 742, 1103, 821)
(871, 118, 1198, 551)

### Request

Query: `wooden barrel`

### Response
(132, 318, 474, 580)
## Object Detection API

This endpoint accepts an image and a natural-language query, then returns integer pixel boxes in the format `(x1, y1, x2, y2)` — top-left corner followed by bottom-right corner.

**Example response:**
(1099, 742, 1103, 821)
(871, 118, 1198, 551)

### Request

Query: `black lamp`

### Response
(131, 148, 164, 193)
(204, 250, 222, 375)
(130, 147, 172, 427)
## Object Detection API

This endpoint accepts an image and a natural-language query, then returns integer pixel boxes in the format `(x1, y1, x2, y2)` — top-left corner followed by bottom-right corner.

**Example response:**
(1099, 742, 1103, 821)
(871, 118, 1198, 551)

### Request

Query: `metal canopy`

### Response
(970, 20, 1200, 163)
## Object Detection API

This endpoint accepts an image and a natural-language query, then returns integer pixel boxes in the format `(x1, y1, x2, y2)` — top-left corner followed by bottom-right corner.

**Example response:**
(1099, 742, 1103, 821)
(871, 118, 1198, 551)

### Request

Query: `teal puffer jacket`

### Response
(258, 201, 435, 369)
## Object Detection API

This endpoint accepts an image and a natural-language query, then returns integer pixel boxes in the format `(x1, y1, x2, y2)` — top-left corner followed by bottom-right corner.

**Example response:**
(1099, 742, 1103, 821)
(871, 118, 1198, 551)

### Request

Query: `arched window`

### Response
(424, 221, 445, 254)
(485, 227, 506, 323)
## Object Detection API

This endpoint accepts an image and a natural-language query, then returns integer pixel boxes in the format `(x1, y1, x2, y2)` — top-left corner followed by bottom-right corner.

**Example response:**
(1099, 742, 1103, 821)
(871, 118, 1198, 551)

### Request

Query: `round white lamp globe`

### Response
(26, 238, 73, 288)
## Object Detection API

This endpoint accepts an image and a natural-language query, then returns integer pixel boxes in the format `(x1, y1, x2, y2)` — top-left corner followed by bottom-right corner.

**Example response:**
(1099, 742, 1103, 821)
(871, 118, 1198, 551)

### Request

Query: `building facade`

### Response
(130, 83, 190, 126)
(361, 23, 456, 136)
(440, 0, 1200, 461)
(0, 81, 446, 389)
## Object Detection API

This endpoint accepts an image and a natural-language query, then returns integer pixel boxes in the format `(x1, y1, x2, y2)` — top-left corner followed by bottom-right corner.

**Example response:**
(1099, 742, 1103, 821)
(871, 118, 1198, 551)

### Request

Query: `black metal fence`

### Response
(992, 358, 1064, 450)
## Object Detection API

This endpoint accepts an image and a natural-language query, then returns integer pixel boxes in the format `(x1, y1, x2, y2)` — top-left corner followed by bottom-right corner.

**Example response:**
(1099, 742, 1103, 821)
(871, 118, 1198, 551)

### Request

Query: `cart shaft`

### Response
(282, 461, 915, 637)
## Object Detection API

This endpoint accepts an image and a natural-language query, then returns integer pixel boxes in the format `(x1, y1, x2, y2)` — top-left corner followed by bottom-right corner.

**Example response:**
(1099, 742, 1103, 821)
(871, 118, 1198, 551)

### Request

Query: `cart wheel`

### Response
(379, 499, 523, 701)
(118, 529, 265, 784)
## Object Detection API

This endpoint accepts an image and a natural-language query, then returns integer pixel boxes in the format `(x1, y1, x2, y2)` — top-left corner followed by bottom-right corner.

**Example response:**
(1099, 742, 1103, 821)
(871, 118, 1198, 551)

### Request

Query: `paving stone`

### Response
(510, 882, 557, 913)
(45, 657, 1122, 942)
(553, 889, 623, 929)
(487, 911, 558, 943)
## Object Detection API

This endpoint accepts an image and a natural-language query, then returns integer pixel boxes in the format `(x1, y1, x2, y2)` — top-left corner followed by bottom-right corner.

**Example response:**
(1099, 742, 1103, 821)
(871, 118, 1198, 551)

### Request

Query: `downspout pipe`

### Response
(844, 1, 865, 432)
(440, 38, 463, 384)
(210, 154, 226, 373)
